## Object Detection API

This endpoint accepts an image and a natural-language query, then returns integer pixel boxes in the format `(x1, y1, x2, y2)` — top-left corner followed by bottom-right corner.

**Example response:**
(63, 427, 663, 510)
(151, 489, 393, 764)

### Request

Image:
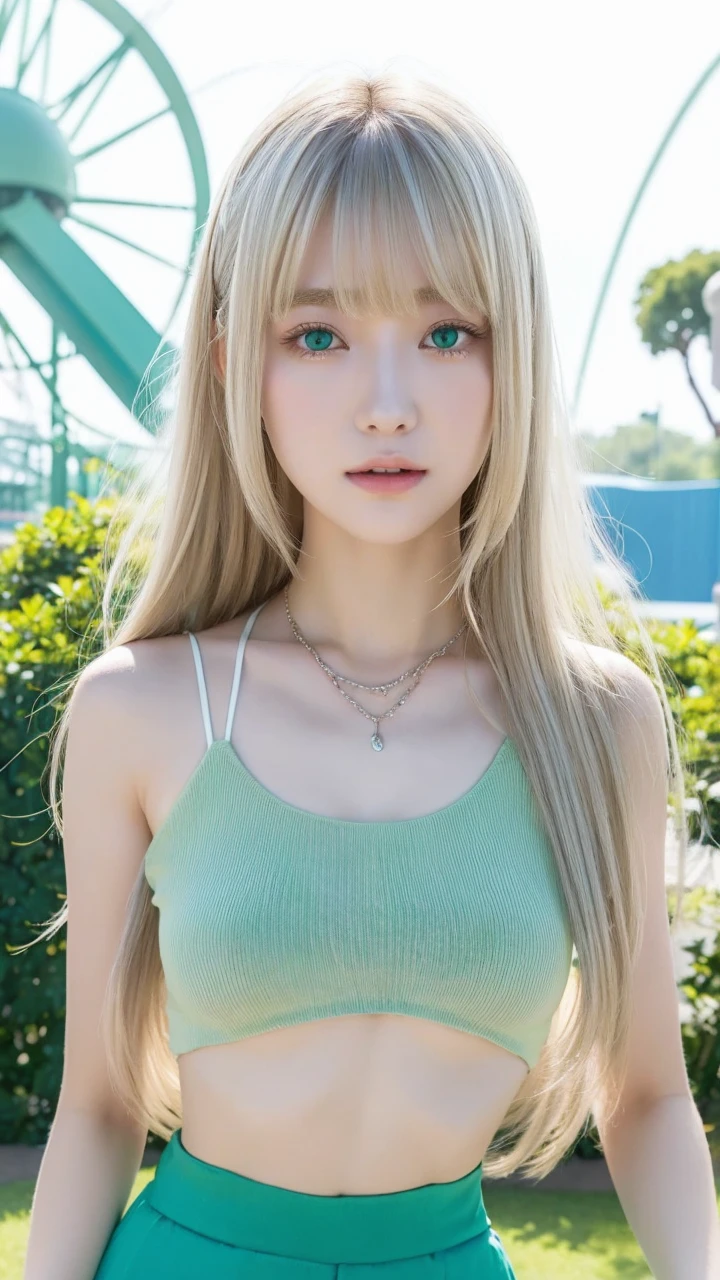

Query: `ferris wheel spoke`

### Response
(72, 194, 193, 209)
(0, 0, 22, 47)
(8, 0, 29, 81)
(38, 0, 57, 104)
(15, 0, 55, 93)
(72, 195, 195, 212)
(66, 45, 128, 143)
(48, 36, 130, 122)
(66, 212, 192, 274)
(73, 101, 172, 162)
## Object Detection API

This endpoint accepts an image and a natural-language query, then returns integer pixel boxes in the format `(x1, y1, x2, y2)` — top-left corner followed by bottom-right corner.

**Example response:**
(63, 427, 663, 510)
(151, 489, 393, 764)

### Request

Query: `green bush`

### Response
(677, 899, 720, 1143)
(568, 606, 720, 1161)
(0, 496, 113, 1142)
(642, 617, 720, 1155)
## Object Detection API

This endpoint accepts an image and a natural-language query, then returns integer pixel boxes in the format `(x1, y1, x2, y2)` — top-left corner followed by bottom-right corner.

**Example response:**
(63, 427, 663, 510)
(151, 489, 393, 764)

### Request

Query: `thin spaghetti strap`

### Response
(224, 602, 267, 741)
(186, 632, 215, 749)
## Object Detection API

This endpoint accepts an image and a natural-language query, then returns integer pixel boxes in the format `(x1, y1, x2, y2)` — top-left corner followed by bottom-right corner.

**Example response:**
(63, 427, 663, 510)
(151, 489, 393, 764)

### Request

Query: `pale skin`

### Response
(52, 214, 719, 1277)
(159, 213, 523, 1191)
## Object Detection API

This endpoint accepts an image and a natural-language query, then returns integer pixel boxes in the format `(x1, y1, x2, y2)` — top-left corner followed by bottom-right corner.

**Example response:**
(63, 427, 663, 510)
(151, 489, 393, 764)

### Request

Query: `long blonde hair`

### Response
(27, 68, 689, 1179)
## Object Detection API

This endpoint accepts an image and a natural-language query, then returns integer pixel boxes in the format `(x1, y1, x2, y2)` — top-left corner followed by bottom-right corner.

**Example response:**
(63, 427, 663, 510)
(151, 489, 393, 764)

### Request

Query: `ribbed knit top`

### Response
(144, 602, 574, 1070)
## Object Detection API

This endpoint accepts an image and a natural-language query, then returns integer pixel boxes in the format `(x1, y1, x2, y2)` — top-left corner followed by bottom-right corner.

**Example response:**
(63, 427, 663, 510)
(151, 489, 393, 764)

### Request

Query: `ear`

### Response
(211, 325, 227, 384)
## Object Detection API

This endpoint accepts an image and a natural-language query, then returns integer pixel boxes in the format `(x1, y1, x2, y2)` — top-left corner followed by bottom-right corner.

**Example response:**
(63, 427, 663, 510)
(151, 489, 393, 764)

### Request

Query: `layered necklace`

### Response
(283, 585, 468, 751)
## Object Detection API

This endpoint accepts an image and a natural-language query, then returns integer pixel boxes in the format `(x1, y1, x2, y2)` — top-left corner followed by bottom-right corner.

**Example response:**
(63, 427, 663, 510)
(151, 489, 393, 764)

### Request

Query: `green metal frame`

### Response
(572, 51, 720, 418)
(0, 0, 210, 509)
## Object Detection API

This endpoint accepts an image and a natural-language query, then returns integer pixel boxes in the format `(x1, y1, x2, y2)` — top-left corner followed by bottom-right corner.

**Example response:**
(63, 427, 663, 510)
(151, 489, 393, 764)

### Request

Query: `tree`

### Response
(634, 249, 720, 436)
(577, 421, 720, 480)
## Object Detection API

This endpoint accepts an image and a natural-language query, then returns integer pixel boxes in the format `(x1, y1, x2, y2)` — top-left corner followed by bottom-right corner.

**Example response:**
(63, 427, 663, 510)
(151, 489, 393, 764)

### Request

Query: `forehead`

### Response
(290, 214, 432, 310)
(287, 284, 449, 310)
(270, 202, 488, 322)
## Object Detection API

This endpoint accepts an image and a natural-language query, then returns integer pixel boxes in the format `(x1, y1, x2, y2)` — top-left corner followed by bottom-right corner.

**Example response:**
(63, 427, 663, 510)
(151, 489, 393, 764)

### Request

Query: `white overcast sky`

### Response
(3, 0, 720, 458)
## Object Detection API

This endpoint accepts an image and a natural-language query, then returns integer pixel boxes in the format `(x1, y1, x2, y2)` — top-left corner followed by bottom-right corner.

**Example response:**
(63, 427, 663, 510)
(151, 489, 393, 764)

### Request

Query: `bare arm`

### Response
(24, 1109, 147, 1280)
(23, 653, 155, 1280)
(592, 653, 720, 1278)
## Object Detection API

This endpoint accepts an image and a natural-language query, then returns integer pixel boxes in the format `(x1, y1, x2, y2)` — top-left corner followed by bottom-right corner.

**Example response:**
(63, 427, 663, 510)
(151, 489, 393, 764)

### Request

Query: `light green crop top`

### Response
(144, 601, 575, 1070)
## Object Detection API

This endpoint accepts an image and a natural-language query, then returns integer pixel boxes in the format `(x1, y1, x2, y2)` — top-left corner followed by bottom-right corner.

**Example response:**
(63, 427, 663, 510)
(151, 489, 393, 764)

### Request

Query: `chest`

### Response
(227, 645, 510, 821)
(146, 746, 575, 1066)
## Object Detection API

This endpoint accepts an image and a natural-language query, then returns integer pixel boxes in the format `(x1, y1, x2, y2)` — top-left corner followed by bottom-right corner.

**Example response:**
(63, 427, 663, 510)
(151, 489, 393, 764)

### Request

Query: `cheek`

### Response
(261, 374, 329, 488)
(430, 362, 493, 467)
(263, 353, 337, 426)
(262, 356, 343, 472)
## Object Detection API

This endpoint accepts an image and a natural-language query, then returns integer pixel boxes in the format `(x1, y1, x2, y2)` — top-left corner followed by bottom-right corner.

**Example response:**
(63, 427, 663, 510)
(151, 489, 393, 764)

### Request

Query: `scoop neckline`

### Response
(215, 733, 514, 828)
(175, 599, 515, 833)
(143, 734, 516, 866)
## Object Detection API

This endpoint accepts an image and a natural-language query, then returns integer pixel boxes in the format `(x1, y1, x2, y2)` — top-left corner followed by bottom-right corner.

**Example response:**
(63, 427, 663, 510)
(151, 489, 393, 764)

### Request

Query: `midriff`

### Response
(177, 1013, 529, 1194)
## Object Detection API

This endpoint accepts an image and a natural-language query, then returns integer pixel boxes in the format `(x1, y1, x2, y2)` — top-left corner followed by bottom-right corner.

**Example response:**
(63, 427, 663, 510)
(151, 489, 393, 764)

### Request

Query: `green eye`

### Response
(282, 318, 487, 360)
(430, 326, 460, 350)
(301, 329, 334, 352)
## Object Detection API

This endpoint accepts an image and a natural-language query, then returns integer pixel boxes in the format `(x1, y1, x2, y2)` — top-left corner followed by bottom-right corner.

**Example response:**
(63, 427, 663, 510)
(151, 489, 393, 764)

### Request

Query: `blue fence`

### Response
(586, 475, 720, 603)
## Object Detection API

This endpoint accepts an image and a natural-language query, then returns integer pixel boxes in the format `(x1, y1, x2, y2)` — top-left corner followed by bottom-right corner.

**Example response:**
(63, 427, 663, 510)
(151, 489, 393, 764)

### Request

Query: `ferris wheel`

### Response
(0, 0, 210, 512)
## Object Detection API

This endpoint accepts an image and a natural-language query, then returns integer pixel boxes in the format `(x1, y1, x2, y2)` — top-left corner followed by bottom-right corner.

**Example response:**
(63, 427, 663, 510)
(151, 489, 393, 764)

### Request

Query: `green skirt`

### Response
(94, 1129, 517, 1277)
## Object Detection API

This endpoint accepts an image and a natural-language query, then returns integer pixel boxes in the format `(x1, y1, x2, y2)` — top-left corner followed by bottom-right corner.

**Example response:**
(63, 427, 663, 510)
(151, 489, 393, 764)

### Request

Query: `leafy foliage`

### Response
(577, 421, 720, 482)
(634, 248, 720, 435)
(634, 248, 720, 357)
(0, 496, 114, 1142)
(678, 928, 720, 1127)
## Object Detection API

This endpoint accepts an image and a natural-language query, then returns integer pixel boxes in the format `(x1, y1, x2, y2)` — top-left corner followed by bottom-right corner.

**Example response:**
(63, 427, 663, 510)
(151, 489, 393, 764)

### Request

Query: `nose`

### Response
(353, 345, 419, 435)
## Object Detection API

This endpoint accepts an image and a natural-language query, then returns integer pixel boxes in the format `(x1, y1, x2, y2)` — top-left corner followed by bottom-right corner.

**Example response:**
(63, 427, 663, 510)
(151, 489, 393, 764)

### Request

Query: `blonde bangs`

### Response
(268, 109, 494, 327)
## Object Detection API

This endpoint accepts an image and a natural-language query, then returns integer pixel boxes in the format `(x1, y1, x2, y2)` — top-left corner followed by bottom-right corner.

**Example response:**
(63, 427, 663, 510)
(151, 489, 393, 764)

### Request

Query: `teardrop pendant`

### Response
(371, 731, 384, 752)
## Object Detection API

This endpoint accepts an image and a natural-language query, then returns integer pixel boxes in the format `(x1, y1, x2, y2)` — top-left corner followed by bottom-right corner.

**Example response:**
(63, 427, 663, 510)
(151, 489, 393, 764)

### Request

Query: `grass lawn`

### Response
(2, 1170, 719, 1278)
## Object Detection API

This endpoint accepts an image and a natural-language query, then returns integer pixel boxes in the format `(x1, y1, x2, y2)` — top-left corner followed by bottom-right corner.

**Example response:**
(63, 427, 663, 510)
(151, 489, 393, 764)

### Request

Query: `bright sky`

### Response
(3, 0, 720, 460)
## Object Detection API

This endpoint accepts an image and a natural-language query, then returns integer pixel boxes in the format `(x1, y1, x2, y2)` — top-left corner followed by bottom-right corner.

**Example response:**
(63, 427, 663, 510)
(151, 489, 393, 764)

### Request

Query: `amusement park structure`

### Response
(571, 50, 720, 419)
(0, 0, 209, 524)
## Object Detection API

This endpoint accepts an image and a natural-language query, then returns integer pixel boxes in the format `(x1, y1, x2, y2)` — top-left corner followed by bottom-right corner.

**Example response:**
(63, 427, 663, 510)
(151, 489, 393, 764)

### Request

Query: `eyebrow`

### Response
(288, 285, 448, 309)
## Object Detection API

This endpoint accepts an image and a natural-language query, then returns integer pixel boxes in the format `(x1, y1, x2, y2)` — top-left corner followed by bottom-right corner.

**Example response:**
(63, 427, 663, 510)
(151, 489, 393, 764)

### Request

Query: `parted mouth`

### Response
(346, 456, 426, 473)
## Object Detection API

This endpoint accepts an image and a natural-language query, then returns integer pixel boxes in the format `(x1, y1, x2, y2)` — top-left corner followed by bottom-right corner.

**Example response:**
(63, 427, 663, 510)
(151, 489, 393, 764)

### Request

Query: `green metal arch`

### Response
(572, 51, 720, 418)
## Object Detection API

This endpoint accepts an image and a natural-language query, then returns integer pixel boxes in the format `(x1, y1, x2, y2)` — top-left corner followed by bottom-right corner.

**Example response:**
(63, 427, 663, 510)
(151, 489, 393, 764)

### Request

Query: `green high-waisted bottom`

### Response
(93, 1129, 517, 1278)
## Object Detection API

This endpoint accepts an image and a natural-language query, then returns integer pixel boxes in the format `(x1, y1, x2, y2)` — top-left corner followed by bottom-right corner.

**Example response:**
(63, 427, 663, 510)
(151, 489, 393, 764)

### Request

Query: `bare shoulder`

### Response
(72, 610, 261, 795)
(564, 635, 661, 700)
(76, 627, 203, 719)
(77, 631, 176, 692)
(69, 634, 191, 790)
(564, 636, 668, 772)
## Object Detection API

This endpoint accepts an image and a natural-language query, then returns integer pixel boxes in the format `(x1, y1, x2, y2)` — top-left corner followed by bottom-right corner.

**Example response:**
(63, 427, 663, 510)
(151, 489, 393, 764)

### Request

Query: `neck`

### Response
(286, 510, 475, 676)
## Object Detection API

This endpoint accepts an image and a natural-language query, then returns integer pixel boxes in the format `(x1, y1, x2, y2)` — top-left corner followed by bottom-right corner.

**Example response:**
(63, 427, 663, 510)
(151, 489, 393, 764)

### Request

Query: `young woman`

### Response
(22, 68, 719, 1280)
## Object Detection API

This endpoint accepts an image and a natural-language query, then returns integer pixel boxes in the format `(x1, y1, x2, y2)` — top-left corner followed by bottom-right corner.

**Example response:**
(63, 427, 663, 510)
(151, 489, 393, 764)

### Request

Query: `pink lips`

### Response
(346, 470, 426, 493)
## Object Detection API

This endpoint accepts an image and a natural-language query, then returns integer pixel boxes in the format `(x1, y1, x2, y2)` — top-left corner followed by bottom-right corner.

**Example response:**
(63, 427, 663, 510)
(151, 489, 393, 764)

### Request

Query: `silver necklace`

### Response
(283, 585, 468, 751)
